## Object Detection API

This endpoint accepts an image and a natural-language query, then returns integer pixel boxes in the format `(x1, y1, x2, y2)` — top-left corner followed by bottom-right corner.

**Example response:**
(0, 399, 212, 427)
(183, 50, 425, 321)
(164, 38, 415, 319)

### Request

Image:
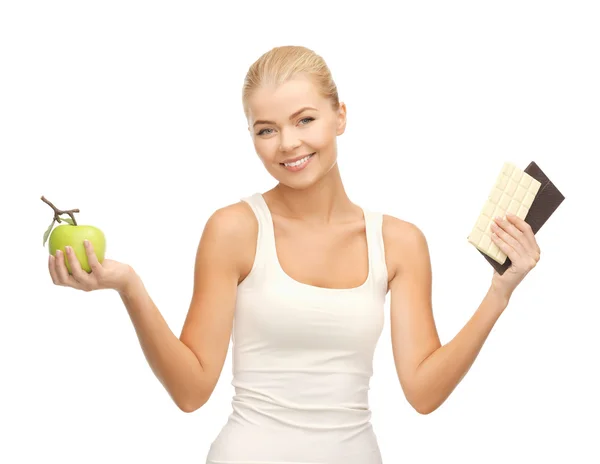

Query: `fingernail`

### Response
(84, 240, 89, 247)
(65, 246, 71, 253)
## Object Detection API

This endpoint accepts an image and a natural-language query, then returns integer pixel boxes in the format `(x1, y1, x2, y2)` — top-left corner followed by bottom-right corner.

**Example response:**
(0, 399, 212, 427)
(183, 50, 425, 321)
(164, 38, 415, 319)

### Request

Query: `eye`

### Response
(256, 117, 314, 136)
(257, 128, 273, 136)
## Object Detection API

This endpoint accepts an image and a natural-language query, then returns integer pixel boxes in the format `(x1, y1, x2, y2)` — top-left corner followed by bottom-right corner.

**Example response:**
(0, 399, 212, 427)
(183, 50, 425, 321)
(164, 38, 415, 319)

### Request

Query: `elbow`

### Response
(404, 381, 442, 415)
(413, 402, 436, 415)
(178, 394, 209, 413)
(407, 390, 439, 415)
(176, 375, 215, 413)
(412, 395, 445, 415)
(178, 403, 197, 414)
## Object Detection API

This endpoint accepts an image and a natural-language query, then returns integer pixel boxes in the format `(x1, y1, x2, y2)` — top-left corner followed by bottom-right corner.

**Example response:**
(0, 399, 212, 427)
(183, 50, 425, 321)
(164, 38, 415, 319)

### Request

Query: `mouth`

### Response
(279, 152, 316, 173)
(280, 152, 316, 167)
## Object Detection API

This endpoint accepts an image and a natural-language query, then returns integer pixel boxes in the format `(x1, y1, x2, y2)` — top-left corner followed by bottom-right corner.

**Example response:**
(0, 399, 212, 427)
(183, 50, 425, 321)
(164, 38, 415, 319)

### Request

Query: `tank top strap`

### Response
(240, 192, 278, 279)
(363, 209, 389, 296)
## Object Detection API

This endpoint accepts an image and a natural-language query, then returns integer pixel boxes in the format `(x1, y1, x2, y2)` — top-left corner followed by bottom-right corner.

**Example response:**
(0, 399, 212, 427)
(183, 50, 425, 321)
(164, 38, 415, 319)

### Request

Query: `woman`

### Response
(48, 45, 541, 463)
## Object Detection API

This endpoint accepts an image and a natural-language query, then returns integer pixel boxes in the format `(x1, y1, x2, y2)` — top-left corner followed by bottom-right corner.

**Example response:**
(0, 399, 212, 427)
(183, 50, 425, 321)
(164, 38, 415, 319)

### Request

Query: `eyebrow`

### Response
(252, 106, 317, 128)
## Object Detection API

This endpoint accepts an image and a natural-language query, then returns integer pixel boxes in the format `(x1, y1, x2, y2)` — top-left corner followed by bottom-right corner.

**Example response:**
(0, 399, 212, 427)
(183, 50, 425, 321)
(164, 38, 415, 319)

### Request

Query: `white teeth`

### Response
(283, 154, 313, 167)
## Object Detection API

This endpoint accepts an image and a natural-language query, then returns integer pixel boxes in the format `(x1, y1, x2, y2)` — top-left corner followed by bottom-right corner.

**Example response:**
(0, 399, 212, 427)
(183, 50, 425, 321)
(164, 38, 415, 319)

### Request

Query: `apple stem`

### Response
(41, 196, 80, 226)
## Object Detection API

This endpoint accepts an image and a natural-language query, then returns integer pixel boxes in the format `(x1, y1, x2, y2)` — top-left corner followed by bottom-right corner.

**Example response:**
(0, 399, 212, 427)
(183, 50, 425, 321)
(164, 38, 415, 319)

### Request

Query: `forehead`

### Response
(247, 76, 325, 121)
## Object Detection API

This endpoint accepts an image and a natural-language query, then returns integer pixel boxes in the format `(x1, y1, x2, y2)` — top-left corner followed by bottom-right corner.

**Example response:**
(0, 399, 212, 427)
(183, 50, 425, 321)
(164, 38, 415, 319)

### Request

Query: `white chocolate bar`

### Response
(467, 162, 541, 264)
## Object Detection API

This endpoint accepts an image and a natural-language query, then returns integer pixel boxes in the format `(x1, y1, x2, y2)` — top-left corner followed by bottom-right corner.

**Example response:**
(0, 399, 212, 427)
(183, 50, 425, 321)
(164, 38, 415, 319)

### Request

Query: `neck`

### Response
(268, 163, 358, 225)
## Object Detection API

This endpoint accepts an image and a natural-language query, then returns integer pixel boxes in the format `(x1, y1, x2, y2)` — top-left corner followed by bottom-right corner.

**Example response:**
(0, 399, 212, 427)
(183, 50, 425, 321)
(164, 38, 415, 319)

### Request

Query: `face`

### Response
(246, 75, 347, 190)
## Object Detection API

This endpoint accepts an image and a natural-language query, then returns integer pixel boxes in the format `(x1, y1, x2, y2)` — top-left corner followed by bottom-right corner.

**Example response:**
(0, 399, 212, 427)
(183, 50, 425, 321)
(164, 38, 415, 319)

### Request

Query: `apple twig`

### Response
(41, 196, 79, 226)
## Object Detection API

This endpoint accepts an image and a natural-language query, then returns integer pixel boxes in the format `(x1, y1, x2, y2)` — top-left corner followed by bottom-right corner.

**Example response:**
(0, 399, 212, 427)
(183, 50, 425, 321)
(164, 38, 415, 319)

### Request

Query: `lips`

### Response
(280, 153, 316, 165)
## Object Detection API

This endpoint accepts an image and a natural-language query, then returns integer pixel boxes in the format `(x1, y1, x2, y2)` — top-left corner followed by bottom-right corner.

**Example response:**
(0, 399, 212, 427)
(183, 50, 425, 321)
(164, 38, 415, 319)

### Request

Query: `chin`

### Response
(279, 169, 334, 191)
(281, 178, 320, 191)
(267, 171, 314, 190)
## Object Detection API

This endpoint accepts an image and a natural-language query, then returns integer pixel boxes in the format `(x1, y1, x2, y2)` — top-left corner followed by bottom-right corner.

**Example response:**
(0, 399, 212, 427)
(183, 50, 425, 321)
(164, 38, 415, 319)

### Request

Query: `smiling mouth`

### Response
(280, 153, 316, 166)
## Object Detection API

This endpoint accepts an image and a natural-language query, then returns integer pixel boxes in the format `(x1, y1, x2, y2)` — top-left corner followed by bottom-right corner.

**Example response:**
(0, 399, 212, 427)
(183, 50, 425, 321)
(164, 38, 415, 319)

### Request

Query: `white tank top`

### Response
(206, 192, 389, 464)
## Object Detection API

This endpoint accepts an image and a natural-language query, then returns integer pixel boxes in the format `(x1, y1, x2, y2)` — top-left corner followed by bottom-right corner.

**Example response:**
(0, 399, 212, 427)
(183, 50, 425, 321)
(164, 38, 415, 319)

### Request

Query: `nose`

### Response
(278, 128, 302, 152)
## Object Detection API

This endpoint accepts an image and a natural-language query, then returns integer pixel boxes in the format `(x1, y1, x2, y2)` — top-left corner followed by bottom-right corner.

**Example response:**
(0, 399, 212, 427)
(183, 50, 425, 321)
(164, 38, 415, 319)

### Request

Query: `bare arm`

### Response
(119, 274, 207, 412)
(118, 203, 252, 412)
(386, 218, 510, 415)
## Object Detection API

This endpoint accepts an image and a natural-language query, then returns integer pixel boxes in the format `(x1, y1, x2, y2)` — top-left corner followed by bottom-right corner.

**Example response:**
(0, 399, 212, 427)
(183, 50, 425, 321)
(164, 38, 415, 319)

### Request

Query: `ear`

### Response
(336, 102, 347, 136)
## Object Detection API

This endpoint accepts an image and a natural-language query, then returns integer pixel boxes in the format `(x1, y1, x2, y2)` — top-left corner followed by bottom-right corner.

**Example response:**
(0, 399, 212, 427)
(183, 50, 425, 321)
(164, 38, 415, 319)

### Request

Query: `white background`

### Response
(1, 1, 598, 463)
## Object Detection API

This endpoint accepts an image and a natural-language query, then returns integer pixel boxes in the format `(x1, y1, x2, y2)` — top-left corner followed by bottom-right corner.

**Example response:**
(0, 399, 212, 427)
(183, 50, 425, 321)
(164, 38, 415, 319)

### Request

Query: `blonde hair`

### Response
(242, 45, 340, 121)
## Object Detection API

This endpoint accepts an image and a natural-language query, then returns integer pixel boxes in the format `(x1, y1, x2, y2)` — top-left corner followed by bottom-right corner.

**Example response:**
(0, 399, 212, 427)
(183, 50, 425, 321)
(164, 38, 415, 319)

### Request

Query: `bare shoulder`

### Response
(382, 214, 430, 282)
(204, 200, 257, 281)
(205, 200, 256, 238)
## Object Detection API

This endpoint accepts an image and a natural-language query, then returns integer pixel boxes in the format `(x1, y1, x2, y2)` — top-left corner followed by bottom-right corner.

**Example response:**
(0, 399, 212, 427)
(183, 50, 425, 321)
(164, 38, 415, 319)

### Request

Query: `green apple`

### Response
(41, 196, 106, 275)
(49, 225, 106, 274)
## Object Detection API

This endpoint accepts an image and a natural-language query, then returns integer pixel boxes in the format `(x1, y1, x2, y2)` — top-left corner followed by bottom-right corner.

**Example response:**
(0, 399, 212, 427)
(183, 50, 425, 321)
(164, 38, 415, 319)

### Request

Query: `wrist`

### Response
(117, 266, 140, 297)
(488, 283, 511, 310)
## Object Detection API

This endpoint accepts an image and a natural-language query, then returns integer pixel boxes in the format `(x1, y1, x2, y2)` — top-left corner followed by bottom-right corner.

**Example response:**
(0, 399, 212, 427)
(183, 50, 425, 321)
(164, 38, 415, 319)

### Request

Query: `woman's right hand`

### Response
(48, 240, 135, 294)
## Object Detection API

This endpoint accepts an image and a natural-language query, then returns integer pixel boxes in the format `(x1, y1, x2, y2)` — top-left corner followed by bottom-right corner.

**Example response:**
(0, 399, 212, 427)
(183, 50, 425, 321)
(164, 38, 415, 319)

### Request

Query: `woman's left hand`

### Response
(489, 213, 541, 301)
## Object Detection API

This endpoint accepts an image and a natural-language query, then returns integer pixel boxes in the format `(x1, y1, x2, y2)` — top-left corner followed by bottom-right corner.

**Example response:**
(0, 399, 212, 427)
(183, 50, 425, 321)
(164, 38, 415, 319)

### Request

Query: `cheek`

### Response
(307, 123, 336, 149)
(253, 138, 278, 162)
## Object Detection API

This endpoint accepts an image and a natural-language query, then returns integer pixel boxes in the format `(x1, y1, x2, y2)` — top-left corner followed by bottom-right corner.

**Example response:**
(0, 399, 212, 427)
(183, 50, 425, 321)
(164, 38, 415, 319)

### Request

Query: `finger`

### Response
(491, 231, 520, 264)
(491, 219, 525, 255)
(83, 240, 102, 273)
(506, 214, 539, 252)
(494, 215, 539, 259)
(48, 254, 59, 285)
(64, 246, 92, 288)
(54, 250, 69, 284)
(493, 228, 538, 270)
(504, 214, 541, 258)
(54, 249, 86, 290)
(494, 216, 525, 244)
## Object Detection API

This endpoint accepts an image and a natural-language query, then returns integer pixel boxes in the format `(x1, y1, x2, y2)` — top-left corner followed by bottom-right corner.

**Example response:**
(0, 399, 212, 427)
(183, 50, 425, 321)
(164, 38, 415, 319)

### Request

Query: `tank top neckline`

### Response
(254, 192, 374, 293)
